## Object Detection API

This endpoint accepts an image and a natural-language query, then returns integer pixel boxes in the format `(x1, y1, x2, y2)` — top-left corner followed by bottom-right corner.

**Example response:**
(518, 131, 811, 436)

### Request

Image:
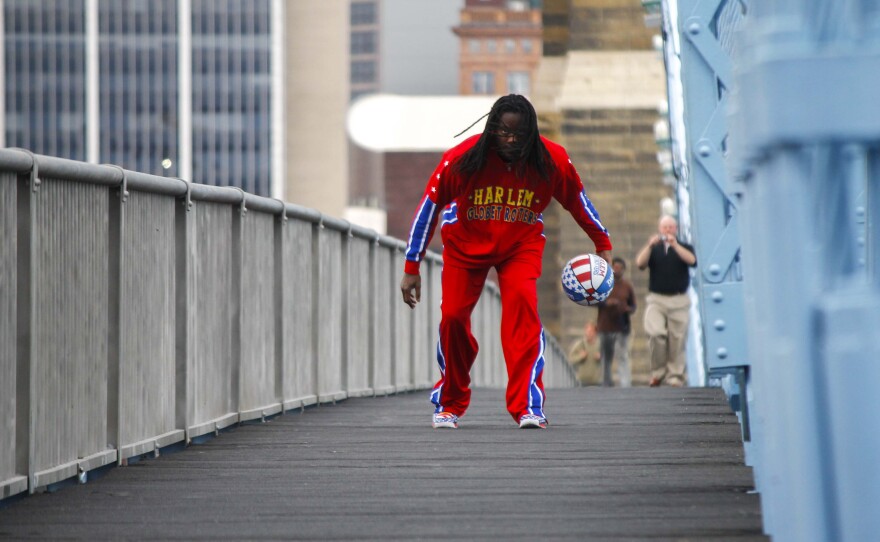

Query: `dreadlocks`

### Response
(455, 94, 555, 181)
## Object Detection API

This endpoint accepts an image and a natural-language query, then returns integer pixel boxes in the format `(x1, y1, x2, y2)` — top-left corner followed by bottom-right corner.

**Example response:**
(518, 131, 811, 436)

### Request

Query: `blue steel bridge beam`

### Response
(729, 1, 880, 540)
(676, 0, 751, 439)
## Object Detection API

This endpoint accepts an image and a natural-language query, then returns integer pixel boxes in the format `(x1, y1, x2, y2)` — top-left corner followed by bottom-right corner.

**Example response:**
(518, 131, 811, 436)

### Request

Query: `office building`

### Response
(3, 0, 279, 198)
(350, 0, 380, 101)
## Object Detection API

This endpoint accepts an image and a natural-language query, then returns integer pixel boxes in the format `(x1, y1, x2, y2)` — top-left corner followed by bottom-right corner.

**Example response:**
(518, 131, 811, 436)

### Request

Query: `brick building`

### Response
(453, 0, 543, 96)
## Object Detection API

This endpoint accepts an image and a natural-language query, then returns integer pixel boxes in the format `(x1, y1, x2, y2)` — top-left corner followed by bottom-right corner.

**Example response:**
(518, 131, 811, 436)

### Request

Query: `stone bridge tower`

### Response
(534, 0, 669, 385)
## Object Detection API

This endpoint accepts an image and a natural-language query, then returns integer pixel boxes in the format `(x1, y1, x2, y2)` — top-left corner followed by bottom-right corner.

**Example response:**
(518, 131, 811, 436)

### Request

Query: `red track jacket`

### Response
(404, 134, 612, 274)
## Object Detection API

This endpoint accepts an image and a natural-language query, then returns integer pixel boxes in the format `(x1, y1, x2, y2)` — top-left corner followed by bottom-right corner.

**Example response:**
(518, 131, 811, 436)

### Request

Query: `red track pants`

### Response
(430, 250, 547, 421)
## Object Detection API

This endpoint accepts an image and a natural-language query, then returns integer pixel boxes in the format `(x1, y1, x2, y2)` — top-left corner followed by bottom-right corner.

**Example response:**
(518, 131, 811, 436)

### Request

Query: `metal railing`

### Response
(656, 0, 880, 539)
(0, 149, 576, 499)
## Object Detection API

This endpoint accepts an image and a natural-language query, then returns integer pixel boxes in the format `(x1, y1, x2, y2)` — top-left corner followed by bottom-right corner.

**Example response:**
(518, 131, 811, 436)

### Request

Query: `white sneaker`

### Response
(432, 411, 459, 429)
(518, 414, 548, 429)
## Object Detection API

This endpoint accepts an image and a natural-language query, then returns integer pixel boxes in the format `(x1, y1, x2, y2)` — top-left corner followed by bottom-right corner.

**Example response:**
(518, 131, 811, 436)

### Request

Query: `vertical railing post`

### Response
(310, 218, 322, 401)
(175, 180, 193, 444)
(388, 248, 397, 391)
(15, 160, 36, 493)
(340, 224, 352, 395)
(273, 202, 286, 411)
(230, 190, 246, 417)
(368, 235, 378, 394)
(106, 167, 127, 465)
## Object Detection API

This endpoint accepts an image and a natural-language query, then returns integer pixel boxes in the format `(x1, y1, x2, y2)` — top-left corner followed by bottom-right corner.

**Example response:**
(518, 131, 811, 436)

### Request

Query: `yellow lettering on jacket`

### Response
(471, 186, 535, 213)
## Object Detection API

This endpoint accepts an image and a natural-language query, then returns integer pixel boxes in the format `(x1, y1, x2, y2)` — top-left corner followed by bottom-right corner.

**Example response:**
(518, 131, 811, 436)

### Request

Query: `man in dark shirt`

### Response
(596, 257, 636, 387)
(635, 215, 697, 387)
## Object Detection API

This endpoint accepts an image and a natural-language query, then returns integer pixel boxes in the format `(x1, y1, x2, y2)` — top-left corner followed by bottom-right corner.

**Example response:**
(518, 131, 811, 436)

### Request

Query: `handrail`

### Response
(0, 149, 576, 500)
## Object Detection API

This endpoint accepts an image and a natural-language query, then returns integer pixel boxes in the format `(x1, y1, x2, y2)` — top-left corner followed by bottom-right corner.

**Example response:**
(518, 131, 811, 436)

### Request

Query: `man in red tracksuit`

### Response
(400, 94, 612, 429)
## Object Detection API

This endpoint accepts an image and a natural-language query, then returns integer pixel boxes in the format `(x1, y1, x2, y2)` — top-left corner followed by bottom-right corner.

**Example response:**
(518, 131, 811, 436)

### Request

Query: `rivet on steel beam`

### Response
(712, 291, 724, 302)
(688, 22, 701, 35)
(716, 347, 728, 359)
(709, 264, 721, 275)
(714, 319, 725, 331)
(698, 145, 711, 157)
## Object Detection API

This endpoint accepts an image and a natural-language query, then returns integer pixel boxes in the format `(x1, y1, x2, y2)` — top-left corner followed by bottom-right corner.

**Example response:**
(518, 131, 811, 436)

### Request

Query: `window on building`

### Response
(507, 71, 529, 95)
(472, 71, 495, 94)
(351, 2, 376, 25)
(486, 39, 497, 53)
(521, 39, 533, 54)
(468, 39, 481, 53)
(352, 60, 376, 83)
(351, 31, 376, 55)
(505, 39, 516, 54)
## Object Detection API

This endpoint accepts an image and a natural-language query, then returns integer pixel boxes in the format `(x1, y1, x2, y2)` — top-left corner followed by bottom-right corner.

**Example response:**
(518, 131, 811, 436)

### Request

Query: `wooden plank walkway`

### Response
(0, 387, 766, 541)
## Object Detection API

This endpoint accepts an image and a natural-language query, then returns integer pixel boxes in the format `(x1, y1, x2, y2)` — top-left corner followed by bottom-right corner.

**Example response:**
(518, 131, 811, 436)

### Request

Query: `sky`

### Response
(381, 0, 464, 95)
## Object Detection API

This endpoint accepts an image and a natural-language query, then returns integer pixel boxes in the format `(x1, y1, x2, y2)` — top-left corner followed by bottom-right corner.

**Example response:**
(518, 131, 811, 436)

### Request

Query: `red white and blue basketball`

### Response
(561, 254, 614, 306)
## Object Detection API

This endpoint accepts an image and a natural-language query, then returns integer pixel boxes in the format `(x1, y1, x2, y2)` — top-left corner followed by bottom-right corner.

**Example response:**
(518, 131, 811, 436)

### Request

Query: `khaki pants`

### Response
(643, 292, 690, 385)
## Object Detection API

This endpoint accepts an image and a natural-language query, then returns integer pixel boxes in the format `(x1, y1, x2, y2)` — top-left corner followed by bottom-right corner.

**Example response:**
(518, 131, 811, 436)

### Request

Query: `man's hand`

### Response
(636, 236, 660, 270)
(400, 273, 421, 309)
(668, 236, 697, 265)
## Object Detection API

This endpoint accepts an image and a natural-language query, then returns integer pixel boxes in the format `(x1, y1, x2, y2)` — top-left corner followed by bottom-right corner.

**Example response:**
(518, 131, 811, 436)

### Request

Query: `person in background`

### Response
(634, 215, 697, 387)
(567, 320, 602, 386)
(596, 257, 636, 387)
(399, 94, 612, 429)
